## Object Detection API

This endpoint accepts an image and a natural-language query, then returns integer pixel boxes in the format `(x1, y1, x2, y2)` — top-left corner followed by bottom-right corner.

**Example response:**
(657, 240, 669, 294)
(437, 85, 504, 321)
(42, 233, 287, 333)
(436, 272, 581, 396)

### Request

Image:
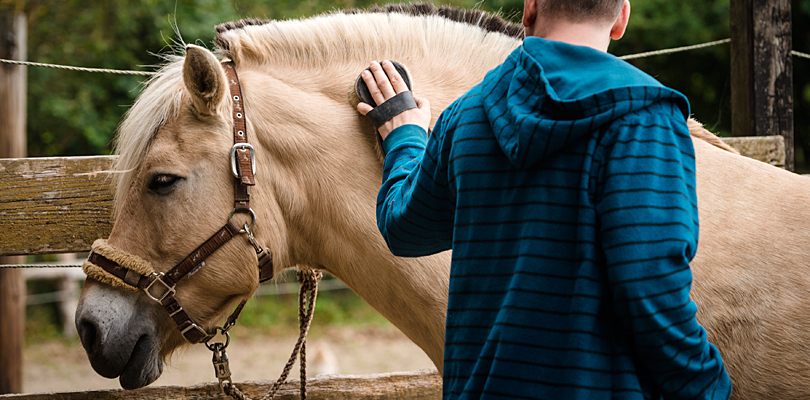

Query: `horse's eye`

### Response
(148, 174, 183, 195)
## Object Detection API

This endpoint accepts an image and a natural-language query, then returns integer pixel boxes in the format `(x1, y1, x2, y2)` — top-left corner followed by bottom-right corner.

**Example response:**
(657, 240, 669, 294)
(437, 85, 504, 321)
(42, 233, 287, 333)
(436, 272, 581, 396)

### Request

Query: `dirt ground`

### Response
(22, 326, 435, 394)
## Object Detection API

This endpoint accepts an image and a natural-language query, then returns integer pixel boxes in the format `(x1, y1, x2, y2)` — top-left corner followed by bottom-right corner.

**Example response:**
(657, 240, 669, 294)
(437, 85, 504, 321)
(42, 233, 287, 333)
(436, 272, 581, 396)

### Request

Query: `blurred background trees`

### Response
(1, 0, 808, 170)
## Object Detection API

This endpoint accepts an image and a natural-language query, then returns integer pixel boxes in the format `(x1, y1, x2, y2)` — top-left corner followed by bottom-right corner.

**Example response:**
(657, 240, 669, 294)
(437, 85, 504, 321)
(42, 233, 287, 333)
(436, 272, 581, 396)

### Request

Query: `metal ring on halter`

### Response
(205, 328, 231, 351)
(228, 208, 256, 233)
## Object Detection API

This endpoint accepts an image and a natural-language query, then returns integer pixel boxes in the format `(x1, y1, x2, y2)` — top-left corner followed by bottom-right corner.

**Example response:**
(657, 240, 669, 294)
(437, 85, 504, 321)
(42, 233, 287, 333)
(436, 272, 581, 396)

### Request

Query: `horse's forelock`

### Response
(112, 58, 186, 214)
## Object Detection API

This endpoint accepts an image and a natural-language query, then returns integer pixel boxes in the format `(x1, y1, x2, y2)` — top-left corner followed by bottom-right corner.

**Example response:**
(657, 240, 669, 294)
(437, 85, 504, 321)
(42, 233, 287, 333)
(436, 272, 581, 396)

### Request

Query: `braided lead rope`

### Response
(221, 268, 322, 400)
(0, 58, 155, 76)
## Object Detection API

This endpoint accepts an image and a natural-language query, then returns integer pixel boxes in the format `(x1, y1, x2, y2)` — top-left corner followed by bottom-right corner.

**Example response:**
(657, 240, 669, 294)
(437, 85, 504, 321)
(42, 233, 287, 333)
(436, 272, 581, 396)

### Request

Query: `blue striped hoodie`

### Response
(377, 37, 731, 400)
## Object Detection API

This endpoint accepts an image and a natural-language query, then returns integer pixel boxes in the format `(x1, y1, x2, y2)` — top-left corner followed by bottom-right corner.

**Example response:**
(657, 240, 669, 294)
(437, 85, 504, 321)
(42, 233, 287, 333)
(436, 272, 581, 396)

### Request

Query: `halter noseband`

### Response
(82, 60, 273, 344)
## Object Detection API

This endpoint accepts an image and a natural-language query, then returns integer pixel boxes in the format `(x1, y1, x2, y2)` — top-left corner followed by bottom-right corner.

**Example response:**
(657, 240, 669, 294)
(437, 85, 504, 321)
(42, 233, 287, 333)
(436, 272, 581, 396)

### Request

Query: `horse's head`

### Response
(75, 45, 273, 389)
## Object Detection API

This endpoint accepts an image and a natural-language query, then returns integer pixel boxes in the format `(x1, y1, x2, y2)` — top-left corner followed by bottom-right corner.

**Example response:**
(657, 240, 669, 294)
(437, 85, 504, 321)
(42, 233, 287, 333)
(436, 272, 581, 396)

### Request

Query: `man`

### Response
(356, 0, 732, 398)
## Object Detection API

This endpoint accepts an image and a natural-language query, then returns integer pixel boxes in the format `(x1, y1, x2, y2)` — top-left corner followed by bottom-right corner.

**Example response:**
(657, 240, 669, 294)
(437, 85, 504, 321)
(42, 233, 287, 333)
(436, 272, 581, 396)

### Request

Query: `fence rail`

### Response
(0, 135, 787, 259)
(0, 156, 114, 256)
(0, 370, 441, 400)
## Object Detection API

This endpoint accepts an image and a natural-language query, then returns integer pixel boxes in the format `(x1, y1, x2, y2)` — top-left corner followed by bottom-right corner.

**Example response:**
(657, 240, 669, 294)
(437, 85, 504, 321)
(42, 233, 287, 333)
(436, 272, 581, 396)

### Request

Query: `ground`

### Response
(23, 325, 435, 394)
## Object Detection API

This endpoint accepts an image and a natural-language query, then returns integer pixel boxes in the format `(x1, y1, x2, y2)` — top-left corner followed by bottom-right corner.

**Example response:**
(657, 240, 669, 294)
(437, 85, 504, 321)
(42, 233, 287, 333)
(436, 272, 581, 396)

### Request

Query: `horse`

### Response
(74, 5, 810, 399)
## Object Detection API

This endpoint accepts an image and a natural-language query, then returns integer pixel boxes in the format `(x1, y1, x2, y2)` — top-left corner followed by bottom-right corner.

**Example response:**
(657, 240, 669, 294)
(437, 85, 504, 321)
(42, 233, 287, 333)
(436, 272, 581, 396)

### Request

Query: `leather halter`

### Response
(86, 60, 273, 344)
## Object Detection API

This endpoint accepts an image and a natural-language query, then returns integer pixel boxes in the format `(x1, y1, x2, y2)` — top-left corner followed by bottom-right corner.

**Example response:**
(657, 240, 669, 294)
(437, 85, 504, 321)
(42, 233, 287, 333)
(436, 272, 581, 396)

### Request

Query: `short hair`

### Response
(539, 0, 624, 24)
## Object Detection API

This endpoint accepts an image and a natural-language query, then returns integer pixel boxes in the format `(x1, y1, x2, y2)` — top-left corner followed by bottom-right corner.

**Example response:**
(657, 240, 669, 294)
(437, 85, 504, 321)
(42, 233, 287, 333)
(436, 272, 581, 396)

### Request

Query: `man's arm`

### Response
(356, 60, 453, 256)
(596, 110, 732, 399)
(376, 121, 454, 257)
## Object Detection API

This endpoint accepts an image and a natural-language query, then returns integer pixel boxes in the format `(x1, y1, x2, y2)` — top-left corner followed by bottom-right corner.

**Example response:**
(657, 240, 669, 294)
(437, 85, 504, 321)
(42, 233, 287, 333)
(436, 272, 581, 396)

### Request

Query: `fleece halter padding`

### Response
(82, 239, 156, 292)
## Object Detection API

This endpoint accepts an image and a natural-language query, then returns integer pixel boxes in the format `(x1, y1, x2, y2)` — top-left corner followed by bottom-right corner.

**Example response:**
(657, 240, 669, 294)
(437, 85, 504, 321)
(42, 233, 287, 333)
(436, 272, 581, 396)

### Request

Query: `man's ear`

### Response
(610, 0, 631, 40)
(522, 0, 538, 37)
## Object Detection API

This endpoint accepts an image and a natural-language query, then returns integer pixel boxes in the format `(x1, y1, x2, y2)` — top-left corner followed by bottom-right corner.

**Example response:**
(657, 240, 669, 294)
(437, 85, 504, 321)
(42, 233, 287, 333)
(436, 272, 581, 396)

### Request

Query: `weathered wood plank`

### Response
(0, 370, 442, 400)
(730, 0, 794, 170)
(0, 156, 115, 256)
(720, 135, 785, 168)
(0, 136, 789, 257)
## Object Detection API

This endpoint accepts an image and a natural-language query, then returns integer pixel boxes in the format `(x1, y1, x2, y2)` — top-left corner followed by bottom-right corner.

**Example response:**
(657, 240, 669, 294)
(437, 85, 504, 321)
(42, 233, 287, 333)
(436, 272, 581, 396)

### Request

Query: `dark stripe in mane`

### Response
(214, 3, 524, 51)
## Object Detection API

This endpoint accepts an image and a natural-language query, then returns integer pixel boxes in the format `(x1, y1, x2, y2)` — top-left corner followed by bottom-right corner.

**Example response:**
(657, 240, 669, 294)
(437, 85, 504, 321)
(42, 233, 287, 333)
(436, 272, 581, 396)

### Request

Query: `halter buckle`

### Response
(182, 323, 212, 344)
(144, 273, 176, 303)
(230, 143, 256, 178)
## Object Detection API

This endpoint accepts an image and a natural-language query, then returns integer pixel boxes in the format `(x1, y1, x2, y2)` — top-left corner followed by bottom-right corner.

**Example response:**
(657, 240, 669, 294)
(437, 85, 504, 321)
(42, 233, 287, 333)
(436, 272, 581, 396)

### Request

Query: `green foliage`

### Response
(238, 286, 391, 336)
(0, 0, 807, 163)
(24, 279, 67, 344)
(23, 283, 391, 343)
(610, 0, 731, 136)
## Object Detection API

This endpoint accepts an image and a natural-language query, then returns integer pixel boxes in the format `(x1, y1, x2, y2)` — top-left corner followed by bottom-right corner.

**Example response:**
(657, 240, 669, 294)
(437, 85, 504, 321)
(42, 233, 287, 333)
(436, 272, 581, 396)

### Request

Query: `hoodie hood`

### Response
(483, 36, 690, 168)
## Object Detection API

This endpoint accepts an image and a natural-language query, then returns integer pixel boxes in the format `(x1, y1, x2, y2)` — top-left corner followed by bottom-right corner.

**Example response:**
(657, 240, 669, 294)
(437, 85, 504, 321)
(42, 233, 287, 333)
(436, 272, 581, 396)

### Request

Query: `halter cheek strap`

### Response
(81, 59, 274, 344)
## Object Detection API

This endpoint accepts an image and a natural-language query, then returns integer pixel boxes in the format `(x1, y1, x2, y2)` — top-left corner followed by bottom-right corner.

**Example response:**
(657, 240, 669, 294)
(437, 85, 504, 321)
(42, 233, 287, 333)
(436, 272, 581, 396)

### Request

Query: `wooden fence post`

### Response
(730, 0, 794, 170)
(0, 11, 26, 395)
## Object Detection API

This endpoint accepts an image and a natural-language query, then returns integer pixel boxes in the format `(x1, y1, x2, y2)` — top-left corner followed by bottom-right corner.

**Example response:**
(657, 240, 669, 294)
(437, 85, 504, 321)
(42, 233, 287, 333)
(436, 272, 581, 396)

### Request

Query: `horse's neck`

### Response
(238, 34, 518, 368)
(239, 70, 455, 368)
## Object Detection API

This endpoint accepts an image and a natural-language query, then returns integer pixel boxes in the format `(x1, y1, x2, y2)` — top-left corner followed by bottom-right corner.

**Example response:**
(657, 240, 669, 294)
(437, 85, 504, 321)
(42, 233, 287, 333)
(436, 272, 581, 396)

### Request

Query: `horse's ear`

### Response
(183, 44, 226, 116)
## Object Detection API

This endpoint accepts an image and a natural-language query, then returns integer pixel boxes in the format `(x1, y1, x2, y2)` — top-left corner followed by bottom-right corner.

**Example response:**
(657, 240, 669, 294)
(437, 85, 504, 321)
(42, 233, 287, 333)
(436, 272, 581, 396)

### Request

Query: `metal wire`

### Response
(1, 38, 806, 75)
(0, 263, 82, 268)
(0, 58, 156, 76)
(792, 50, 810, 60)
(618, 38, 731, 60)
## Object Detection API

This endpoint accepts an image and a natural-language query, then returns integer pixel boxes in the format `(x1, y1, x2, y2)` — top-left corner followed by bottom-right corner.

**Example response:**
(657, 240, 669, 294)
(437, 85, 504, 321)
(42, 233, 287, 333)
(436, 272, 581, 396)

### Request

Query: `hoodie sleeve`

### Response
(595, 108, 732, 399)
(376, 122, 454, 257)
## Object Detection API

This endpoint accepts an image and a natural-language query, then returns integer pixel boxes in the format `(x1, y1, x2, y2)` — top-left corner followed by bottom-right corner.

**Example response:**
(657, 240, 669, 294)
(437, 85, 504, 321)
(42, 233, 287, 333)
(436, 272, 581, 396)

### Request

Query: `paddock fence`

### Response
(0, 134, 786, 257)
(0, 370, 441, 400)
(0, 135, 786, 400)
(0, 1, 796, 395)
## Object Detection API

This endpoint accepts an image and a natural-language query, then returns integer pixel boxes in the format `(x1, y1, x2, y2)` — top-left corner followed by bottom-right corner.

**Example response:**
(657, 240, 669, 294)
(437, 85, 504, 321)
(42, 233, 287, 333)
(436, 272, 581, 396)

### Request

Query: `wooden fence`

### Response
(0, 135, 786, 256)
(0, 135, 786, 398)
(0, 154, 445, 399)
(0, 370, 442, 400)
(0, 0, 798, 395)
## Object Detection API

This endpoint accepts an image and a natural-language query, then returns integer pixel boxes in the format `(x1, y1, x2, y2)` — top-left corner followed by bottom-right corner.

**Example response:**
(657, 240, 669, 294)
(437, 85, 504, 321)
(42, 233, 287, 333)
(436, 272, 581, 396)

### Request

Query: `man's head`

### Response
(537, 0, 625, 24)
(523, 0, 631, 51)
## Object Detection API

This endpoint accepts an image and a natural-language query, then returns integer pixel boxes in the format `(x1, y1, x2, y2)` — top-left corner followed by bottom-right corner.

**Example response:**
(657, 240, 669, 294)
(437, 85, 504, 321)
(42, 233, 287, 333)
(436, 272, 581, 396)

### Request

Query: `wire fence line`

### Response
(0, 36, 808, 269)
(617, 38, 730, 60)
(0, 263, 82, 268)
(2, 37, 806, 302)
(0, 58, 156, 75)
(4, 37, 807, 77)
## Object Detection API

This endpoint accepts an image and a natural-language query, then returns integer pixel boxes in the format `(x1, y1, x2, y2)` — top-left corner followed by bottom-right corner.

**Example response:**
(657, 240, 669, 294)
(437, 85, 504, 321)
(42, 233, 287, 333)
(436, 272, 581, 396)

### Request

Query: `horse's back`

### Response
(690, 135, 810, 399)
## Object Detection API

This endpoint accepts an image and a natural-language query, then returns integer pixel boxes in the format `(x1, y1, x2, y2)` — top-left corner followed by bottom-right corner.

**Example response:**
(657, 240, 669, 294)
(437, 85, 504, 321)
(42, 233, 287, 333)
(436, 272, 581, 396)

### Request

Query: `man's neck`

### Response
(531, 20, 613, 52)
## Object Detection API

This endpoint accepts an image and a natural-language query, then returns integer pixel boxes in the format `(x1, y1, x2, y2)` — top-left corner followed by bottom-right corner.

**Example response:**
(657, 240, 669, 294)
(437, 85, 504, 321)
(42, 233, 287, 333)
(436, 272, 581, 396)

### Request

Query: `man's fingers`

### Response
(357, 102, 373, 116)
(369, 61, 397, 100)
(361, 70, 386, 107)
(383, 60, 410, 94)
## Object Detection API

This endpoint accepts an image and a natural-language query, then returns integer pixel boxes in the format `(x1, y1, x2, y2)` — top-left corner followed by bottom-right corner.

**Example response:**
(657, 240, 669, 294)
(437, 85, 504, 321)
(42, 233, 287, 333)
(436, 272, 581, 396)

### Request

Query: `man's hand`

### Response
(357, 60, 431, 139)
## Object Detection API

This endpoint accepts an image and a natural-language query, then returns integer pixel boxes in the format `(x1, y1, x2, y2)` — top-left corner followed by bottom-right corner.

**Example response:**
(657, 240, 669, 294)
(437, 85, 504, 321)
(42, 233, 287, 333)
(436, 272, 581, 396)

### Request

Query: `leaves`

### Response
(2, 0, 808, 170)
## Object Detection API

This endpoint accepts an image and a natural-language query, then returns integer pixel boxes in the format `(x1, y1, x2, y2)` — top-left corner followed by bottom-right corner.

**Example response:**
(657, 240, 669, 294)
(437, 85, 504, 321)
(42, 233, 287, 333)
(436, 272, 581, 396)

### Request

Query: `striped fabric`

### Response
(376, 37, 731, 399)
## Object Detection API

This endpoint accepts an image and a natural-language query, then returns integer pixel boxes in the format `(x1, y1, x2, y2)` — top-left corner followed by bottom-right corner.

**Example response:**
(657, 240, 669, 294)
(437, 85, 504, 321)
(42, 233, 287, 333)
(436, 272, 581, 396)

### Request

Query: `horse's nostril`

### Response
(78, 318, 99, 354)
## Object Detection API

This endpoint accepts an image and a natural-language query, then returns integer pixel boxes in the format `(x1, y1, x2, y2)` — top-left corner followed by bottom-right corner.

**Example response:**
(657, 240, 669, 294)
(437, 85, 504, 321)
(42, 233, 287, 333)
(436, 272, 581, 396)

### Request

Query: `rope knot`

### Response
(297, 269, 322, 293)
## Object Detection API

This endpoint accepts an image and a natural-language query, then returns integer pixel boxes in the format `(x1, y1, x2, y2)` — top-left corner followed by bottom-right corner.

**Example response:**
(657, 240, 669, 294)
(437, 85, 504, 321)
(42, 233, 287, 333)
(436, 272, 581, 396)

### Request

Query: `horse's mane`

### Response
(211, 3, 523, 69)
(214, 3, 524, 50)
(687, 119, 739, 154)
